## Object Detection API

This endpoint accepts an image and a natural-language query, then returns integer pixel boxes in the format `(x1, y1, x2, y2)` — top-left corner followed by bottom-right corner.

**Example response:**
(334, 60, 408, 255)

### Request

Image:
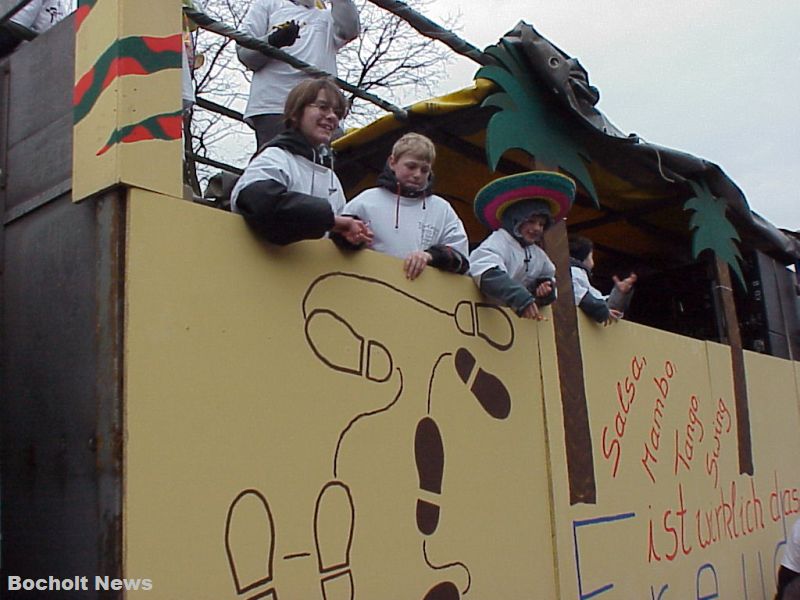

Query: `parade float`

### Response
(1, 1, 798, 598)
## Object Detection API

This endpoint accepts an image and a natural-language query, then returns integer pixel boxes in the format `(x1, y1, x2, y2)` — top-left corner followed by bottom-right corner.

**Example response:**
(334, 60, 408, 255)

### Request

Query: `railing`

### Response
(181, 1, 488, 196)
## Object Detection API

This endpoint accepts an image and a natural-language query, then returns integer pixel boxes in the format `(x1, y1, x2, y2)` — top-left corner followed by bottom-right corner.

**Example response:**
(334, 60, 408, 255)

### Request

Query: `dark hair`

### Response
(569, 235, 594, 261)
(283, 78, 348, 129)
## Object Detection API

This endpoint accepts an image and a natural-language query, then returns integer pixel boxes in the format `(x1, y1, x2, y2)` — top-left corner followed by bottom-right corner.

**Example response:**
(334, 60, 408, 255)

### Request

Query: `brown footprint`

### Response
(423, 581, 460, 600)
(314, 482, 355, 600)
(415, 417, 444, 536)
(455, 348, 511, 419)
(224, 489, 277, 598)
(453, 300, 515, 351)
(304, 309, 393, 382)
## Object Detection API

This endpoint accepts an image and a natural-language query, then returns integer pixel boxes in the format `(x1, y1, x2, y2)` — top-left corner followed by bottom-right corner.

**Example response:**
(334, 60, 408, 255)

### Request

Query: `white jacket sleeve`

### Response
(330, 0, 360, 46)
(237, 0, 273, 71)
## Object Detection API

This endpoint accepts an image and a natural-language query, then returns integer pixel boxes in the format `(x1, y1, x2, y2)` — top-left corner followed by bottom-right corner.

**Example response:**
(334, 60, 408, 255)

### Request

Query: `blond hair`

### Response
(391, 133, 436, 164)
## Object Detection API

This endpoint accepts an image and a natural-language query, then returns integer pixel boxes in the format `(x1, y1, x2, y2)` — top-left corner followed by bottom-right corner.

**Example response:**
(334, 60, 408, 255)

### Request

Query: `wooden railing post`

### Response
(544, 218, 596, 504)
(711, 255, 753, 475)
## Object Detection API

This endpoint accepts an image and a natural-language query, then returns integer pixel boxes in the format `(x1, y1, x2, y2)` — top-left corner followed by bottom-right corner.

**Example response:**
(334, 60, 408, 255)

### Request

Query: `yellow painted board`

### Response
(123, 189, 558, 598)
(797, 360, 800, 419)
(544, 316, 800, 598)
(120, 188, 800, 598)
(73, 0, 182, 201)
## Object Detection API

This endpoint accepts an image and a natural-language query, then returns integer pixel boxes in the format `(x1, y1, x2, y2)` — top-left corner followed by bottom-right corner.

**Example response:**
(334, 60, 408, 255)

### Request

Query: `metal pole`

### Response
(195, 96, 245, 123)
(185, 151, 244, 176)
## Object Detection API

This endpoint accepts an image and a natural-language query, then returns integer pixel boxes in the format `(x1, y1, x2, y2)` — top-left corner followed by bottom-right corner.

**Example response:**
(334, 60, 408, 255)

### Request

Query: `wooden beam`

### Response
(712, 255, 753, 475)
(544, 219, 596, 504)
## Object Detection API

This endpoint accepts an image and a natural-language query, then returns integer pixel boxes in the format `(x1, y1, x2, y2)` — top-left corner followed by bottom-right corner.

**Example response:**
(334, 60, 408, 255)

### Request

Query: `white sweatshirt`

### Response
(345, 187, 468, 259)
(230, 146, 345, 216)
(240, 0, 347, 120)
(469, 228, 555, 288)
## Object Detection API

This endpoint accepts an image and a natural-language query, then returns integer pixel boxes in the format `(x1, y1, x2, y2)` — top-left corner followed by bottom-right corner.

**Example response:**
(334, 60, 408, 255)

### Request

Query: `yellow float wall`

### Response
(124, 190, 558, 599)
(542, 309, 800, 599)
(123, 190, 800, 599)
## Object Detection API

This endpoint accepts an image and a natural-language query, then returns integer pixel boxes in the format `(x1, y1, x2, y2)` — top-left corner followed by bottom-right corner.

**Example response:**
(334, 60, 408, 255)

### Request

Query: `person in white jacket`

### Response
(469, 171, 575, 320)
(230, 78, 372, 246)
(345, 133, 469, 280)
(237, 0, 360, 147)
(0, 0, 72, 58)
(779, 518, 800, 599)
(569, 235, 636, 325)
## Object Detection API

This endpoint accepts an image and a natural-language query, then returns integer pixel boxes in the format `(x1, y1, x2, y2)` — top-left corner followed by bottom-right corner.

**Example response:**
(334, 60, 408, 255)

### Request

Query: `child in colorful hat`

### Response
(469, 171, 575, 320)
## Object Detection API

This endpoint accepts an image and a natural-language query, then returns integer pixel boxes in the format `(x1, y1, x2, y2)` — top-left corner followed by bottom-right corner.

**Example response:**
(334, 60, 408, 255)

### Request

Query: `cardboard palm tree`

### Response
(685, 180, 753, 475)
(474, 38, 599, 504)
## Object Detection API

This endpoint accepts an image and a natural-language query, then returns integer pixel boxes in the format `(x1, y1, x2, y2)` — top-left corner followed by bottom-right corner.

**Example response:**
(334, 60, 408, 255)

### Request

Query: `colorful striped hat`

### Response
(474, 171, 576, 231)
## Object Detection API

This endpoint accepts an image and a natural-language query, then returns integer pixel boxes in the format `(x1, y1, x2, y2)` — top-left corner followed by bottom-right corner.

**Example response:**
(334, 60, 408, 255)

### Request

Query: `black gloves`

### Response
(268, 20, 300, 48)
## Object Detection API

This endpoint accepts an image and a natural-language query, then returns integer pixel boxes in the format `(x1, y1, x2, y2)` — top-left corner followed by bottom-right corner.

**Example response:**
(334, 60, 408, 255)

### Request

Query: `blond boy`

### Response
(345, 133, 469, 279)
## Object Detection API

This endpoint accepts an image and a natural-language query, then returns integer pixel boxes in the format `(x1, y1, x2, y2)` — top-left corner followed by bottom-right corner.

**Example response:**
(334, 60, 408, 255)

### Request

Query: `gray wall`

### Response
(1, 14, 124, 596)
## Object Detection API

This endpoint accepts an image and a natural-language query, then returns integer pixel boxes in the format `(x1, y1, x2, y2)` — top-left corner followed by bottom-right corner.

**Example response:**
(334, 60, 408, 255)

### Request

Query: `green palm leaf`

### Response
(685, 180, 745, 287)
(476, 40, 598, 205)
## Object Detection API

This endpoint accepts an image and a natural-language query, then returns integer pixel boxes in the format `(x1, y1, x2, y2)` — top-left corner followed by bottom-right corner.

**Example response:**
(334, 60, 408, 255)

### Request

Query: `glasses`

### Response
(308, 102, 344, 119)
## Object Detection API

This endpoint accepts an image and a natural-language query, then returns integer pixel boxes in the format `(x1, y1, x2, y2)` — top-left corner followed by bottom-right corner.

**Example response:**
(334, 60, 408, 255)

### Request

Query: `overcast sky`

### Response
(424, 0, 800, 232)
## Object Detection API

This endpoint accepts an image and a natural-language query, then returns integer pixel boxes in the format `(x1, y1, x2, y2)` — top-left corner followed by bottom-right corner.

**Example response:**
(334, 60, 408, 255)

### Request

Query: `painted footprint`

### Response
(225, 489, 277, 599)
(453, 300, 515, 351)
(304, 308, 393, 382)
(454, 348, 511, 419)
(303, 274, 516, 360)
(415, 417, 444, 536)
(314, 482, 355, 600)
(423, 581, 460, 600)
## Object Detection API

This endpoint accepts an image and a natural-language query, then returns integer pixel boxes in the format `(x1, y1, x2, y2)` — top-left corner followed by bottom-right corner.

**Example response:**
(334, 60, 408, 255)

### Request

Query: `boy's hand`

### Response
(333, 216, 373, 246)
(604, 308, 623, 326)
(404, 251, 432, 280)
(520, 302, 544, 321)
(613, 272, 637, 294)
(534, 280, 553, 298)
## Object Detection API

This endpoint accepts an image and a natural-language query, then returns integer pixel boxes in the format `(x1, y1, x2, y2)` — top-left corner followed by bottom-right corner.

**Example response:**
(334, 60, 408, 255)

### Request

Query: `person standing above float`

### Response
(0, 0, 73, 58)
(469, 171, 575, 320)
(237, 0, 360, 148)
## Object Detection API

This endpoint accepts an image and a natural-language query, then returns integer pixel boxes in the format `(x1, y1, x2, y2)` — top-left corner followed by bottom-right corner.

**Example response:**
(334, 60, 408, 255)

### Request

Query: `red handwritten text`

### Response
(695, 479, 765, 550)
(674, 394, 705, 475)
(704, 397, 732, 488)
(769, 471, 800, 522)
(601, 355, 648, 478)
(648, 482, 693, 563)
(641, 360, 676, 484)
